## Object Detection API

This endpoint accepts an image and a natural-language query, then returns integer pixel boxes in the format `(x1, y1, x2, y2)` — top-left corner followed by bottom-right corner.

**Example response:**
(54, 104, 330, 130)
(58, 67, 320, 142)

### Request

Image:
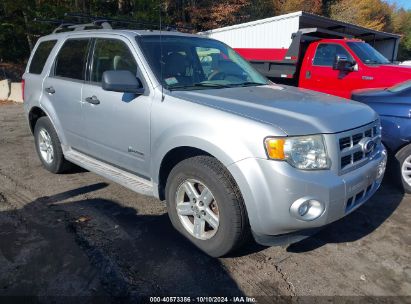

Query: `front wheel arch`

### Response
(157, 146, 241, 201)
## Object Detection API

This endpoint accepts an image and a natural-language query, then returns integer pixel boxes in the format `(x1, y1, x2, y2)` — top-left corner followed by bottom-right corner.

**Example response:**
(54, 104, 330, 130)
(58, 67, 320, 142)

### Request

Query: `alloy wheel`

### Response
(38, 129, 54, 164)
(175, 179, 220, 240)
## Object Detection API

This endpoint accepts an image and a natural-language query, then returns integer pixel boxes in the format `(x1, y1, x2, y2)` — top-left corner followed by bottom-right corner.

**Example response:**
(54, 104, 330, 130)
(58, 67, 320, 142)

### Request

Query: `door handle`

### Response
(85, 96, 100, 105)
(45, 87, 55, 94)
(305, 70, 311, 79)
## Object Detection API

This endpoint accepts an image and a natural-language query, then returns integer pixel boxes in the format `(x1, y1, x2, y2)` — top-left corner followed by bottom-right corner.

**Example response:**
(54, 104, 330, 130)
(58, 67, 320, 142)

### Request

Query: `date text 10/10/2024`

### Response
(149, 297, 257, 303)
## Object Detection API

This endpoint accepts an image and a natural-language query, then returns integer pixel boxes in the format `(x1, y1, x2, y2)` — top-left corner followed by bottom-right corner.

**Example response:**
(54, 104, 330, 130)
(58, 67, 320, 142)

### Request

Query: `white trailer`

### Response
(202, 11, 400, 63)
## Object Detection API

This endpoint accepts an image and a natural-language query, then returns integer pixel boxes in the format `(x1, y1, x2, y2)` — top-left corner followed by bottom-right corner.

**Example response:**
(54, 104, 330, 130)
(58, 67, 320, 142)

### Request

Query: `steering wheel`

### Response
(208, 70, 226, 81)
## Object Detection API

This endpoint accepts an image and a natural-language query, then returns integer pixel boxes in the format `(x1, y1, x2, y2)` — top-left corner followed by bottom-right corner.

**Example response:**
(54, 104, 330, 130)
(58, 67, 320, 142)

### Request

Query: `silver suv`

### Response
(23, 27, 387, 257)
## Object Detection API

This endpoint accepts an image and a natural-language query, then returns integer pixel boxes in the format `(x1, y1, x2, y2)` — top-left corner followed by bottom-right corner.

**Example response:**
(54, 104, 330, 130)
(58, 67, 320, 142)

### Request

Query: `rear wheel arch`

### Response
(33, 116, 72, 173)
(28, 105, 66, 146)
(29, 106, 47, 134)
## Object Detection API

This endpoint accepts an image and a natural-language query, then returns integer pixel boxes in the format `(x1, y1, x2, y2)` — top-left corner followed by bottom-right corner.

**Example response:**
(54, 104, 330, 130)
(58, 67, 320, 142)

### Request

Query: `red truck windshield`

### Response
(347, 42, 390, 65)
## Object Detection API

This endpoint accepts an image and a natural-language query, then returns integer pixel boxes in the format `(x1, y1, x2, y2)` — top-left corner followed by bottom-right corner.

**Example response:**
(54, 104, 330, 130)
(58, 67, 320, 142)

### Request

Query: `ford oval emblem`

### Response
(359, 137, 375, 154)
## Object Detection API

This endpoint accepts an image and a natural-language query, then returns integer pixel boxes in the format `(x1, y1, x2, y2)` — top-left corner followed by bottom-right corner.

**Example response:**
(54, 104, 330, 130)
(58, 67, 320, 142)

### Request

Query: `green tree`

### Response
(1, 0, 410, 63)
(329, 0, 392, 31)
(275, 0, 323, 15)
(392, 8, 411, 60)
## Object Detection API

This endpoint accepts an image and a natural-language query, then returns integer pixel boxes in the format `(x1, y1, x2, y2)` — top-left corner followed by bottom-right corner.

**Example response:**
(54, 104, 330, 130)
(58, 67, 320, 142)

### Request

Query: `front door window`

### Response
(91, 38, 138, 83)
(313, 43, 353, 67)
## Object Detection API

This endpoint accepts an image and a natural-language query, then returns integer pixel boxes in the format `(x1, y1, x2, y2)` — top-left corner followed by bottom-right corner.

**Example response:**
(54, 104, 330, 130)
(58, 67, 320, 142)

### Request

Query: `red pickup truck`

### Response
(241, 29, 411, 99)
(296, 38, 411, 98)
(204, 12, 411, 98)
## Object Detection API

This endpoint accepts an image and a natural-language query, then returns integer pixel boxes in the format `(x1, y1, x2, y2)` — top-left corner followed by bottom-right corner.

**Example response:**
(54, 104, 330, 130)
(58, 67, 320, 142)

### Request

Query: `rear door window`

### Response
(54, 39, 90, 80)
(29, 40, 57, 74)
(90, 38, 137, 83)
(313, 44, 353, 67)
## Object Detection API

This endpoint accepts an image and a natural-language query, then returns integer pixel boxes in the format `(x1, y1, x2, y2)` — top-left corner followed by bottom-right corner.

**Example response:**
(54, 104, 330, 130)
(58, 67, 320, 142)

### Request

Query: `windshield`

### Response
(137, 35, 268, 90)
(347, 42, 390, 65)
(388, 80, 411, 93)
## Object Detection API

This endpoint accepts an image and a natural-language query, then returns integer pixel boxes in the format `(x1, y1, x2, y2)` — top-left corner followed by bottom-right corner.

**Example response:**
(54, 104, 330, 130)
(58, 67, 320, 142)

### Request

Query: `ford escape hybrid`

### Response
(23, 24, 387, 257)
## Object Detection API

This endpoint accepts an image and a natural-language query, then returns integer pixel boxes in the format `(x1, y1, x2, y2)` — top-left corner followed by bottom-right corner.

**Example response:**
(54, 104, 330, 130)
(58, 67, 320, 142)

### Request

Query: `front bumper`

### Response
(228, 146, 386, 243)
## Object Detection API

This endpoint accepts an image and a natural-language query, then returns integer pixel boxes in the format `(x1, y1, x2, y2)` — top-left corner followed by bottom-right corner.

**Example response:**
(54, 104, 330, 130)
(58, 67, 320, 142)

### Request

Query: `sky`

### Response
(386, 0, 411, 9)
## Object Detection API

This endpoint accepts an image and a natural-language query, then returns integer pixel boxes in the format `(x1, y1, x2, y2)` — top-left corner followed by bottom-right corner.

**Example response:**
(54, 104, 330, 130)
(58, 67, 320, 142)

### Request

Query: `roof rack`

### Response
(54, 21, 112, 33)
(34, 13, 193, 34)
(33, 18, 111, 33)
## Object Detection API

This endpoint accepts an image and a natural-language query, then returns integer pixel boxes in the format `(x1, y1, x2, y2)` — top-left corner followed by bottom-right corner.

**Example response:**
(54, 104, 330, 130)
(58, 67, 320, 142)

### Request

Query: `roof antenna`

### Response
(159, 0, 165, 102)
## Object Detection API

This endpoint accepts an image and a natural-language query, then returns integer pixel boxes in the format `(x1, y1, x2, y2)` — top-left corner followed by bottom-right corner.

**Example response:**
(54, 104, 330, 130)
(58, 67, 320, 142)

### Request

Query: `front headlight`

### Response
(264, 135, 330, 170)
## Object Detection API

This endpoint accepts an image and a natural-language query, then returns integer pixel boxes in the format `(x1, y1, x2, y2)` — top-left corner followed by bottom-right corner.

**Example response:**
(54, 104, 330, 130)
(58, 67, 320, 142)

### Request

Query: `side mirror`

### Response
(102, 70, 144, 94)
(333, 54, 356, 71)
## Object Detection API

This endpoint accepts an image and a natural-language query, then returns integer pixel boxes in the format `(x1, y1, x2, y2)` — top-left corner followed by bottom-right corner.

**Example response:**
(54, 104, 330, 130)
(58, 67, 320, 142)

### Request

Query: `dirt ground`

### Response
(0, 103, 410, 303)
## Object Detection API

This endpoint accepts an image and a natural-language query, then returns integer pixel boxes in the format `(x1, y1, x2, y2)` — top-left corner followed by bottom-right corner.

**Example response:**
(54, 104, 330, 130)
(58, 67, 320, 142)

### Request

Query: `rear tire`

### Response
(165, 156, 249, 257)
(395, 144, 411, 194)
(34, 116, 71, 174)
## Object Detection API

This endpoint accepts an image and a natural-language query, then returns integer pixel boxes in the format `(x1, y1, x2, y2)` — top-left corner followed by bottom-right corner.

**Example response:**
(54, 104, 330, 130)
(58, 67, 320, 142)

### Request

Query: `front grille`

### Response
(365, 129, 372, 137)
(341, 155, 351, 168)
(355, 190, 365, 203)
(339, 137, 351, 150)
(352, 133, 363, 145)
(346, 182, 375, 212)
(353, 151, 363, 162)
(338, 122, 381, 173)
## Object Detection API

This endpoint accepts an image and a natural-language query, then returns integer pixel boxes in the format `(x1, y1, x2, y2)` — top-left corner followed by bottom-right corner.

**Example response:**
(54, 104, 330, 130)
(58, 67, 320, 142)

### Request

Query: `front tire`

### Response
(396, 144, 411, 193)
(165, 156, 249, 257)
(34, 116, 71, 174)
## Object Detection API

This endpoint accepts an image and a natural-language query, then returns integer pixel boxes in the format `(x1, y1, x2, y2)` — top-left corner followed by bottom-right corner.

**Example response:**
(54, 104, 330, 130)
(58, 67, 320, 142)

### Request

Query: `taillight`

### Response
(22, 79, 25, 102)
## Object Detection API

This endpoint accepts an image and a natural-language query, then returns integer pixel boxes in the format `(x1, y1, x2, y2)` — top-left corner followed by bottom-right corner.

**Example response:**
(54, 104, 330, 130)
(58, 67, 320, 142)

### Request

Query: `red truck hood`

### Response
(366, 64, 411, 87)
(372, 64, 411, 73)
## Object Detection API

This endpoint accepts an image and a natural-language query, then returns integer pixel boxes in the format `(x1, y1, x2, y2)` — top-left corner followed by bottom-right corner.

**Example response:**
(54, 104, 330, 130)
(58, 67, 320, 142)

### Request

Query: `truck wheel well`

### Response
(29, 107, 47, 134)
(158, 147, 212, 200)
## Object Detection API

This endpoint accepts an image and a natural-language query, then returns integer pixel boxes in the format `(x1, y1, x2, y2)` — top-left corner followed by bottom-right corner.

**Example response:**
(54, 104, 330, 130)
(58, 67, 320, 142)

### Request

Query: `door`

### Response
(42, 38, 91, 149)
(302, 43, 362, 98)
(81, 37, 152, 177)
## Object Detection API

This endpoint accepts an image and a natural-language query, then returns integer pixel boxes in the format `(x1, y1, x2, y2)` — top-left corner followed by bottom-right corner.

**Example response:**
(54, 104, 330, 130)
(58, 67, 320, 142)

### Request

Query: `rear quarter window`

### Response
(29, 40, 57, 74)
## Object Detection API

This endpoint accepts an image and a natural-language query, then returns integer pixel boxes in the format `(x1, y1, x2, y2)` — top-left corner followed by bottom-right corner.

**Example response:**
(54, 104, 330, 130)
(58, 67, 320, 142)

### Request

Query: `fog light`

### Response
(290, 197, 325, 221)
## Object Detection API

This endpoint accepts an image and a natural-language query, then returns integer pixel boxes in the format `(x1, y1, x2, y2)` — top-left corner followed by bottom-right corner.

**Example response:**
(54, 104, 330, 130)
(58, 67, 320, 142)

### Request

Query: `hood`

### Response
(351, 87, 411, 118)
(169, 85, 377, 136)
(366, 64, 411, 86)
(351, 87, 392, 99)
(372, 64, 411, 75)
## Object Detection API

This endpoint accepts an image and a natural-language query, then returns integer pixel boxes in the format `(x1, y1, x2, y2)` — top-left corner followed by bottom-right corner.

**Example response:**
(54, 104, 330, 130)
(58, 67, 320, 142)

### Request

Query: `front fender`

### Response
(150, 125, 255, 184)
(380, 115, 411, 152)
(150, 93, 280, 183)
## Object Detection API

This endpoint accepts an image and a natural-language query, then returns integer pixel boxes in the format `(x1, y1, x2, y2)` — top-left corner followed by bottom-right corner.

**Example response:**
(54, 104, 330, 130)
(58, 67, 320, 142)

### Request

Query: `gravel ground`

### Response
(0, 103, 410, 303)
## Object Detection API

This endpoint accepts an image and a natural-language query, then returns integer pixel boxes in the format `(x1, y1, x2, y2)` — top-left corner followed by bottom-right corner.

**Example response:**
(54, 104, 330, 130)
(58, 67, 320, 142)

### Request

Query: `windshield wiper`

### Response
(168, 81, 267, 91)
(194, 83, 232, 88)
(168, 82, 232, 91)
(230, 81, 267, 87)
